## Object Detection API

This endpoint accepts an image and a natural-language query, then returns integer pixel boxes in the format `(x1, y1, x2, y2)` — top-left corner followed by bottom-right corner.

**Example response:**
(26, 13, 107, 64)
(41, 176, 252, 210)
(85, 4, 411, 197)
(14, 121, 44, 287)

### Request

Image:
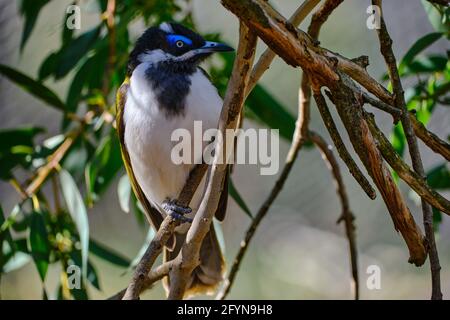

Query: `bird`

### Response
(116, 22, 234, 297)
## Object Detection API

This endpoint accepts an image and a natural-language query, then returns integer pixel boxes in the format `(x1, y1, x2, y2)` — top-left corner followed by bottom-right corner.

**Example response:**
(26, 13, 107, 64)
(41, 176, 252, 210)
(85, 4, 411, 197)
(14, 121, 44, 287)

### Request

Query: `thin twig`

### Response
(25, 132, 78, 197)
(246, 0, 322, 93)
(309, 130, 359, 300)
(362, 93, 402, 123)
(409, 115, 450, 163)
(373, 0, 442, 300)
(102, 0, 116, 95)
(109, 260, 175, 300)
(314, 92, 376, 199)
(216, 70, 312, 300)
(364, 113, 450, 215)
(318, 86, 427, 266)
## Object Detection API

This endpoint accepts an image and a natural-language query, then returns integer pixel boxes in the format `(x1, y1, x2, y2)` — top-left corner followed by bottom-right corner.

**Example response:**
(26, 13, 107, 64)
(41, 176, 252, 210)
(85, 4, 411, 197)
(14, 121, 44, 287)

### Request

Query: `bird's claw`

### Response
(162, 199, 193, 223)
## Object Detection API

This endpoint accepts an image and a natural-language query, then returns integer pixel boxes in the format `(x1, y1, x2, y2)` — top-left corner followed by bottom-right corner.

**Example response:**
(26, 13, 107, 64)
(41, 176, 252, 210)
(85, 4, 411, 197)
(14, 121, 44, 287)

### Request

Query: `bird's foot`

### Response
(162, 199, 193, 223)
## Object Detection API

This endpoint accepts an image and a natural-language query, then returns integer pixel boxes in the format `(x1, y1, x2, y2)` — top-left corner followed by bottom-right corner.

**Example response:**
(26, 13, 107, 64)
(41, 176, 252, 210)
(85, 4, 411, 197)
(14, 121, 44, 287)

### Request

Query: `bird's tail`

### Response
(163, 224, 225, 298)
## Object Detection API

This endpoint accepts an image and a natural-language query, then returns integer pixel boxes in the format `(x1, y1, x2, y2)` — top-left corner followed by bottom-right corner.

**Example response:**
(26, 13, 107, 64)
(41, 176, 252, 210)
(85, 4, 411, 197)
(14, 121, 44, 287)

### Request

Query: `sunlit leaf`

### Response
(117, 174, 131, 214)
(59, 169, 89, 279)
(2, 252, 31, 273)
(422, 0, 450, 33)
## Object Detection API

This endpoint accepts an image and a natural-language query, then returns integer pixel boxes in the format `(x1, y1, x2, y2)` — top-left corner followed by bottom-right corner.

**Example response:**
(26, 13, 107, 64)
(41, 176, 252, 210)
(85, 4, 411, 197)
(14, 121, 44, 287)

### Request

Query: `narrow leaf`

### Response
(29, 211, 50, 281)
(0, 64, 66, 111)
(400, 32, 443, 68)
(19, 0, 51, 51)
(59, 169, 89, 279)
(117, 175, 131, 214)
(229, 178, 253, 219)
(89, 239, 130, 267)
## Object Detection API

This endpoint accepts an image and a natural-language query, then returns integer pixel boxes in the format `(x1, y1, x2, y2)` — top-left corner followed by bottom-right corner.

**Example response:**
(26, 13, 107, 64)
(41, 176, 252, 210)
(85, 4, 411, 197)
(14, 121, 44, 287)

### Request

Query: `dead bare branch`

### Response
(167, 23, 257, 299)
(121, 164, 207, 299)
(315, 87, 427, 267)
(410, 115, 450, 163)
(364, 113, 450, 215)
(372, 0, 442, 300)
(309, 130, 359, 299)
(247, 0, 322, 92)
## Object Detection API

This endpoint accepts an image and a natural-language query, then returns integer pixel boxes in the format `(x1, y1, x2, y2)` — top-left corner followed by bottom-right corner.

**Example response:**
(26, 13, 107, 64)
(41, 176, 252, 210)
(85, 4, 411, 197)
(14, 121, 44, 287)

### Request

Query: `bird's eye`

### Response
(176, 40, 184, 48)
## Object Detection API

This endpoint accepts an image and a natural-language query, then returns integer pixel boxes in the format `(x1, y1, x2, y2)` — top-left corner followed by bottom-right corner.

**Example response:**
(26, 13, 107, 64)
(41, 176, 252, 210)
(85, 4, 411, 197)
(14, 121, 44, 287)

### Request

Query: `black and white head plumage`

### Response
(126, 23, 233, 117)
(128, 23, 213, 76)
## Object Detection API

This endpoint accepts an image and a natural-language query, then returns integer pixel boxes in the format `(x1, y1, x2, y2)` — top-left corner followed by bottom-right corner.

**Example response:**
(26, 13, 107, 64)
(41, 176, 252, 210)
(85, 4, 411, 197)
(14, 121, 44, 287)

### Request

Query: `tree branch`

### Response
(316, 87, 427, 267)
(309, 130, 359, 300)
(314, 92, 376, 199)
(216, 69, 312, 300)
(372, 0, 442, 300)
(410, 115, 450, 163)
(121, 164, 207, 299)
(166, 23, 257, 300)
(247, 0, 322, 92)
(364, 113, 450, 216)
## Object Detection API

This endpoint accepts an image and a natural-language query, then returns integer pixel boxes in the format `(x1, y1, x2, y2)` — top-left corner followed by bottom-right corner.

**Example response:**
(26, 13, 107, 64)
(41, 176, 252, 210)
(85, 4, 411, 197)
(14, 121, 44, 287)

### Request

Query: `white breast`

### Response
(124, 63, 223, 212)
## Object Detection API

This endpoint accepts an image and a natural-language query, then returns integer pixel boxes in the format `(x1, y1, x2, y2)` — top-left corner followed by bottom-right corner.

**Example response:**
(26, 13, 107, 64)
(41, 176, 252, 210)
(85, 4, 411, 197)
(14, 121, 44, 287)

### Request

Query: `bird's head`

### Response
(128, 22, 234, 75)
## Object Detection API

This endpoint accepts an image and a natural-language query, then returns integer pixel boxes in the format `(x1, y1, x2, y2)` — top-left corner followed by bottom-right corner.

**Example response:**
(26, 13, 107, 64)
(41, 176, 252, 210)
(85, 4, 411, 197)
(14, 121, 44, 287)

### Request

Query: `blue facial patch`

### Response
(166, 34, 193, 47)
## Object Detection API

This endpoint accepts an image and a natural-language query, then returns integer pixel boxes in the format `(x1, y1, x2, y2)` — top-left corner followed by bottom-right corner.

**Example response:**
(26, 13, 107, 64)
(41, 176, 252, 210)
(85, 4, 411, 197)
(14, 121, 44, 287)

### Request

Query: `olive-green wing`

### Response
(116, 79, 164, 230)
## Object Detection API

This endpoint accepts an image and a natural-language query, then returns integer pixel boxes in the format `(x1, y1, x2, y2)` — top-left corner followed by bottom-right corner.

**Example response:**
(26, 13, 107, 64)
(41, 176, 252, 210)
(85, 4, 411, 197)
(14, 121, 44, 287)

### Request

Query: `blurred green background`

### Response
(0, 0, 449, 299)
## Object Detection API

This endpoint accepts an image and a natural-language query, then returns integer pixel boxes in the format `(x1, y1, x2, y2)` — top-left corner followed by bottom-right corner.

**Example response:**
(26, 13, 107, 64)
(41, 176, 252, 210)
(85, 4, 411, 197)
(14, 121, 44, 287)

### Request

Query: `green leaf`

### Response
(131, 193, 146, 227)
(427, 163, 450, 189)
(89, 239, 130, 267)
(246, 85, 297, 142)
(0, 64, 66, 111)
(66, 54, 101, 115)
(0, 115, 45, 181)
(38, 52, 60, 81)
(401, 55, 448, 76)
(0, 127, 44, 153)
(400, 32, 443, 69)
(432, 207, 442, 231)
(59, 169, 89, 279)
(390, 123, 406, 157)
(62, 3, 76, 45)
(69, 251, 100, 290)
(422, 0, 450, 33)
(29, 211, 51, 281)
(19, 0, 51, 51)
(117, 175, 131, 214)
(85, 133, 122, 203)
(54, 26, 102, 79)
(229, 178, 253, 219)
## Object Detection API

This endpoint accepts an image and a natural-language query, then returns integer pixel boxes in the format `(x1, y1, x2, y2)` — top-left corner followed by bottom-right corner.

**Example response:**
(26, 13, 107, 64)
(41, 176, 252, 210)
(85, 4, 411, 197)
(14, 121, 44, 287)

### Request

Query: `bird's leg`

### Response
(162, 199, 193, 223)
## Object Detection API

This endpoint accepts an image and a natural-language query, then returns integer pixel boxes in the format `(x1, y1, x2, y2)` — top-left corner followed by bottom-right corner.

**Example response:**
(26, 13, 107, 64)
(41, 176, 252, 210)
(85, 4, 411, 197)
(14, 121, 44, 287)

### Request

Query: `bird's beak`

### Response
(197, 41, 234, 54)
(176, 41, 234, 62)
